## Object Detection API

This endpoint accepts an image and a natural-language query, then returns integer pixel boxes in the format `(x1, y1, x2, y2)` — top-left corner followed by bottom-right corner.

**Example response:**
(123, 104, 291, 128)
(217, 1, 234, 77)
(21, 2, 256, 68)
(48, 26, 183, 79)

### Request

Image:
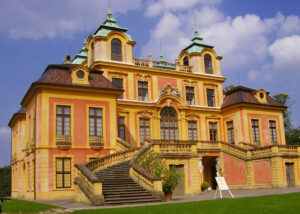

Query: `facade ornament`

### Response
(137, 110, 153, 118)
(198, 157, 203, 173)
(137, 73, 151, 79)
(167, 99, 172, 106)
(159, 83, 181, 98)
(184, 79, 196, 85)
(186, 113, 200, 120)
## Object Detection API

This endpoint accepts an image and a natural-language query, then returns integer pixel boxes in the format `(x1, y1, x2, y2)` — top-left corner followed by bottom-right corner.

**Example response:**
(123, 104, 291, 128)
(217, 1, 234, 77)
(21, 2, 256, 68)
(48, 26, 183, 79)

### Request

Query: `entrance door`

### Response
(202, 157, 217, 190)
(160, 107, 179, 140)
(171, 165, 185, 196)
(285, 163, 295, 187)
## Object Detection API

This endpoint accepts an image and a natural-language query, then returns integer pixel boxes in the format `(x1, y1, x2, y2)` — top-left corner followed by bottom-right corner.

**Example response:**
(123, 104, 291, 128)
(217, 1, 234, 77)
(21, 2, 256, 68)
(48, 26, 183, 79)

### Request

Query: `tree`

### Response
(224, 84, 235, 93)
(273, 93, 292, 131)
(0, 165, 11, 197)
(286, 127, 300, 145)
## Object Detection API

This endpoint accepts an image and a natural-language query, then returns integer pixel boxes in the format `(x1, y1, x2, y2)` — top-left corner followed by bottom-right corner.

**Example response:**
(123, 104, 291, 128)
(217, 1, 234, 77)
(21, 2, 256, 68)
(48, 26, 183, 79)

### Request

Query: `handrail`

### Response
(116, 137, 137, 150)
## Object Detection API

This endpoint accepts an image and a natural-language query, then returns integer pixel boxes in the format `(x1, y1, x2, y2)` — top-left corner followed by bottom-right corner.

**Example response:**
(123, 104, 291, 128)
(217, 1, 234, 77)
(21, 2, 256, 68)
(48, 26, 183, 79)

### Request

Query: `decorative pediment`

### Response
(137, 73, 151, 80)
(160, 83, 181, 98)
(186, 113, 200, 121)
(137, 110, 153, 118)
(184, 79, 196, 86)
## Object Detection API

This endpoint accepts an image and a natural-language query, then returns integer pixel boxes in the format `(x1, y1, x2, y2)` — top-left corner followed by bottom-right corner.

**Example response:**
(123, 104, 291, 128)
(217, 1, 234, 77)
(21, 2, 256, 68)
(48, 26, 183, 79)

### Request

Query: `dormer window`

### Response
(183, 56, 189, 66)
(204, 54, 213, 74)
(111, 38, 122, 61)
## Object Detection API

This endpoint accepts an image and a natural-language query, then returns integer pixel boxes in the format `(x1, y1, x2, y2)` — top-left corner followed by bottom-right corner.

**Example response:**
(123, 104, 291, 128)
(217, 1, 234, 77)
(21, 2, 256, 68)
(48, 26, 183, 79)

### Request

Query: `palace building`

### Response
(9, 9, 300, 205)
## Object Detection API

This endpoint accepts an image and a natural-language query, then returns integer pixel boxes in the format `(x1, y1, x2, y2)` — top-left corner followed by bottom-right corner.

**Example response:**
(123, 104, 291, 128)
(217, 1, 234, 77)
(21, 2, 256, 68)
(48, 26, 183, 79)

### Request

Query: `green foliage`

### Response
(138, 152, 164, 177)
(273, 93, 292, 131)
(74, 192, 300, 214)
(0, 165, 11, 197)
(286, 127, 300, 145)
(224, 84, 235, 93)
(201, 181, 210, 191)
(162, 166, 181, 194)
(2, 199, 57, 213)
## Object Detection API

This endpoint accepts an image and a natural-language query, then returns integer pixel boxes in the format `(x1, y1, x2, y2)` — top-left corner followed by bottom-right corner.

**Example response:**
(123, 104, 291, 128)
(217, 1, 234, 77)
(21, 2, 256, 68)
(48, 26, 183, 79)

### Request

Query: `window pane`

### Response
(89, 108, 95, 116)
(57, 106, 62, 114)
(64, 174, 71, 187)
(56, 159, 63, 172)
(56, 174, 63, 188)
(64, 159, 71, 171)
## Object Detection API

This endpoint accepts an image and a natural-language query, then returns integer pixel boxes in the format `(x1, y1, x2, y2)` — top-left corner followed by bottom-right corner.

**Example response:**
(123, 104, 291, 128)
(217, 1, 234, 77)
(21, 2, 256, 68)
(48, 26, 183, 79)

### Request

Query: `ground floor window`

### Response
(188, 121, 198, 140)
(56, 158, 71, 188)
(227, 121, 235, 144)
(139, 118, 150, 143)
(209, 122, 218, 141)
(118, 117, 126, 140)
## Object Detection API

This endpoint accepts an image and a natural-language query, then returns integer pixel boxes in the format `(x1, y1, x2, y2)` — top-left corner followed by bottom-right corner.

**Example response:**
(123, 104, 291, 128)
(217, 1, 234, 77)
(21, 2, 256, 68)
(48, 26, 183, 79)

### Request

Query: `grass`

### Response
(1, 199, 58, 213)
(74, 192, 300, 214)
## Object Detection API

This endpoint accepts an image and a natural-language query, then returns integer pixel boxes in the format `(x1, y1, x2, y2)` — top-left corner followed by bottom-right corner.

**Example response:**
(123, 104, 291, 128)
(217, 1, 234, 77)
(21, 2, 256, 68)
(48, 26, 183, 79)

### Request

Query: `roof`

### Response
(8, 106, 26, 127)
(72, 40, 88, 65)
(182, 28, 215, 54)
(221, 86, 285, 109)
(36, 64, 121, 90)
(93, 8, 134, 42)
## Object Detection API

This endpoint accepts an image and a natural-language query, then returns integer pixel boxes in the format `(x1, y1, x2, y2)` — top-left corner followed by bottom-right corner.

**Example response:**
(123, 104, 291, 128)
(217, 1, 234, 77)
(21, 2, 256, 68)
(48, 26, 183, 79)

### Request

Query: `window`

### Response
(139, 118, 150, 143)
(227, 121, 235, 144)
(207, 89, 215, 107)
(269, 120, 277, 143)
(138, 81, 148, 101)
(204, 54, 213, 74)
(118, 117, 125, 140)
(188, 121, 198, 140)
(89, 108, 102, 136)
(160, 107, 179, 140)
(183, 56, 189, 66)
(209, 122, 218, 141)
(56, 158, 71, 188)
(186, 86, 195, 105)
(56, 105, 70, 136)
(112, 78, 124, 99)
(111, 38, 122, 61)
(251, 119, 260, 144)
(91, 43, 94, 64)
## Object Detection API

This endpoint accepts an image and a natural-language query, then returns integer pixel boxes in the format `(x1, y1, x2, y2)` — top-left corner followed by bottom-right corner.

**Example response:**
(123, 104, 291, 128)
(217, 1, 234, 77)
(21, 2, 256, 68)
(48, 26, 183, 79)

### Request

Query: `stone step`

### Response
(104, 198, 161, 205)
(103, 186, 145, 191)
(103, 190, 149, 196)
(104, 195, 157, 202)
(103, 184, 140, 188)
(104, 192, 153, 198)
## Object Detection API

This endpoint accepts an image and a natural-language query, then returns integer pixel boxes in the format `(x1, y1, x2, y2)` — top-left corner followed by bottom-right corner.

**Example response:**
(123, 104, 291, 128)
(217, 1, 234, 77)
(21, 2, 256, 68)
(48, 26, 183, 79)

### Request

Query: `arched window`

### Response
(160, 107, 178, 140)
(183, 56, 189, 66)
(111, 38, 122, 61)
(204, 54, 213, 74)
(91, 43, 94, 64)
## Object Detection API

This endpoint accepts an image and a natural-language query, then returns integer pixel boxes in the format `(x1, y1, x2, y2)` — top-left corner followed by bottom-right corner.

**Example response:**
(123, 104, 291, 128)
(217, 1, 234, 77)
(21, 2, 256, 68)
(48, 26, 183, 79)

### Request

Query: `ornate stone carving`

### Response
(184, 79, 196, 85)
(216, 157, 222, 177)
(159, 83, 181, 98)
(137, 110, 153, 118)
(186, 113, 200, 121)
(198, 157, 203, 173)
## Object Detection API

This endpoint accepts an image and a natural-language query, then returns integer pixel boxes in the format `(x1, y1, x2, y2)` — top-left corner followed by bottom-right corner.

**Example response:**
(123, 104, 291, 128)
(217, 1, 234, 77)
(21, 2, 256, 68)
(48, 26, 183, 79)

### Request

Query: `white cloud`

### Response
(145, 0, 222, 17)
(268, 35, 300, 73)
(0, 126, 10, 138)
(0, 0, 142, 39)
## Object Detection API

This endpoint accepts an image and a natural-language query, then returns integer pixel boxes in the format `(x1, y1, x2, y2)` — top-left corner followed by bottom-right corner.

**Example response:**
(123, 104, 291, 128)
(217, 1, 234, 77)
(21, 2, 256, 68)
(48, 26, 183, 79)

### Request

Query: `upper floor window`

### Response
(56, 105, 70, 136)
(207, 89, 215, 107)
(227, 121, 235, 144)
(209, 122, 218, 141)
(111, 38, 122, 61)
(56, 158, 71, 188)
(139, 118, 150, 143)
(112, 78, 124, 99)
(183, 56, 189, 66)
(118, 117, 126, 140)
(269, 120, 277, 143)
(251, 119, 260, 144)
(204, 54, 213, 74)
(89, 108, 102, 137)
(188, 121, 198, 140)
(185, 86, 195, 105)
(138, 81, 148, 101)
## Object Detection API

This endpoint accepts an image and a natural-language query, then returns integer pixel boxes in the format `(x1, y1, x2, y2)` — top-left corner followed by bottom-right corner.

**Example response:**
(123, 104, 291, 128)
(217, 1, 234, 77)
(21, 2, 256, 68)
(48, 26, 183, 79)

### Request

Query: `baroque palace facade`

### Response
(9, 10, 300, 205)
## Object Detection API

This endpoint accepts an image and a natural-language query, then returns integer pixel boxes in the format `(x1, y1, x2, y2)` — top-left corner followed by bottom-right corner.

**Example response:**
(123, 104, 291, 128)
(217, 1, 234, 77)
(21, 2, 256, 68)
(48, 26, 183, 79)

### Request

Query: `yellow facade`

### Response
(9, 10, 300, 204)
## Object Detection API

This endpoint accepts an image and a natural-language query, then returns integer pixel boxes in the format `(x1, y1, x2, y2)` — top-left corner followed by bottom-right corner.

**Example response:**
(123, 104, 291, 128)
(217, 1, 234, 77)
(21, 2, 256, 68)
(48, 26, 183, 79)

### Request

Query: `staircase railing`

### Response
(75, 149, 138, 205)
(129, 143, 164, 201)
(116, 137, 137, 151)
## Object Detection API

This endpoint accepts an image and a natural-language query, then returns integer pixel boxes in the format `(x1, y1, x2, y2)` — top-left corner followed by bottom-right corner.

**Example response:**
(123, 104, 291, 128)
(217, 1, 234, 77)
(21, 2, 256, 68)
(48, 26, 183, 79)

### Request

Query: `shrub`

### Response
(162, 166, 181, 194)
(201, 181, 210, 191)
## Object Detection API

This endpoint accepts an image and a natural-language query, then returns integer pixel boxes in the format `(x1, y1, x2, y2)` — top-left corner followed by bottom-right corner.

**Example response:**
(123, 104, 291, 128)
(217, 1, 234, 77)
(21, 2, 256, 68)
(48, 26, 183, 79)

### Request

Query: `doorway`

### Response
(202, 157, 217, 190)
(285, 163, 295, 187)
(170, 165, 185, 196)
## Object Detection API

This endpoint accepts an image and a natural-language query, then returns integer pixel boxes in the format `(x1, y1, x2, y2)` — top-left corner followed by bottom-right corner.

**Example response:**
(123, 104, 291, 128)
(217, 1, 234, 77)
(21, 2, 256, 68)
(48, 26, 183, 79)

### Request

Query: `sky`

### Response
(1, 0, 300, 167)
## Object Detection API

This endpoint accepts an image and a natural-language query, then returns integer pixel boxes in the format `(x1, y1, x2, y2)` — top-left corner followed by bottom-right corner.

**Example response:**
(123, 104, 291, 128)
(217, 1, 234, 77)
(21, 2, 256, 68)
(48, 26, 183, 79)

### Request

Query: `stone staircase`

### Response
(94, 161, 161, 205)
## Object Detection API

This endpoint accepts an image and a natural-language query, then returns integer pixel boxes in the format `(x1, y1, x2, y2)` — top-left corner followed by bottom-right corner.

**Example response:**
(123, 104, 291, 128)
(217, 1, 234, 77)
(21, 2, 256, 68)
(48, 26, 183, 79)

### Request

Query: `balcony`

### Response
(89, 136, 104, 150)
(133, 58, 193, 73)
(56, 135, 72, 149)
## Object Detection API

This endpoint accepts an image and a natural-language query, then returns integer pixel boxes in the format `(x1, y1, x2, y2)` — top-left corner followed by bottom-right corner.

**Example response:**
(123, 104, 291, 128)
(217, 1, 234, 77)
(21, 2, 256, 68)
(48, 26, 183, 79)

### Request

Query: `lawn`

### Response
(1, 199, 58, 213)
(74, 192, 300, 214)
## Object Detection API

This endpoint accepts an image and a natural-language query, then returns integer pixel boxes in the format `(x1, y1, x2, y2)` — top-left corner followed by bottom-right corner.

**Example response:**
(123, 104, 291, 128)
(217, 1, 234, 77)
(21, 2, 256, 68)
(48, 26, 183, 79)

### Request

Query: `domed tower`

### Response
(178, 28, 223, 75)
(85, 8, 136, 67)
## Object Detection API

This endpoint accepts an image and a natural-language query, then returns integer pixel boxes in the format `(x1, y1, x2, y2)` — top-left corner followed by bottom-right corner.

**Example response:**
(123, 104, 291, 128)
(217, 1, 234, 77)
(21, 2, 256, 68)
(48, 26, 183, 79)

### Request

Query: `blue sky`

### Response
(1, 0, 300, 167)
